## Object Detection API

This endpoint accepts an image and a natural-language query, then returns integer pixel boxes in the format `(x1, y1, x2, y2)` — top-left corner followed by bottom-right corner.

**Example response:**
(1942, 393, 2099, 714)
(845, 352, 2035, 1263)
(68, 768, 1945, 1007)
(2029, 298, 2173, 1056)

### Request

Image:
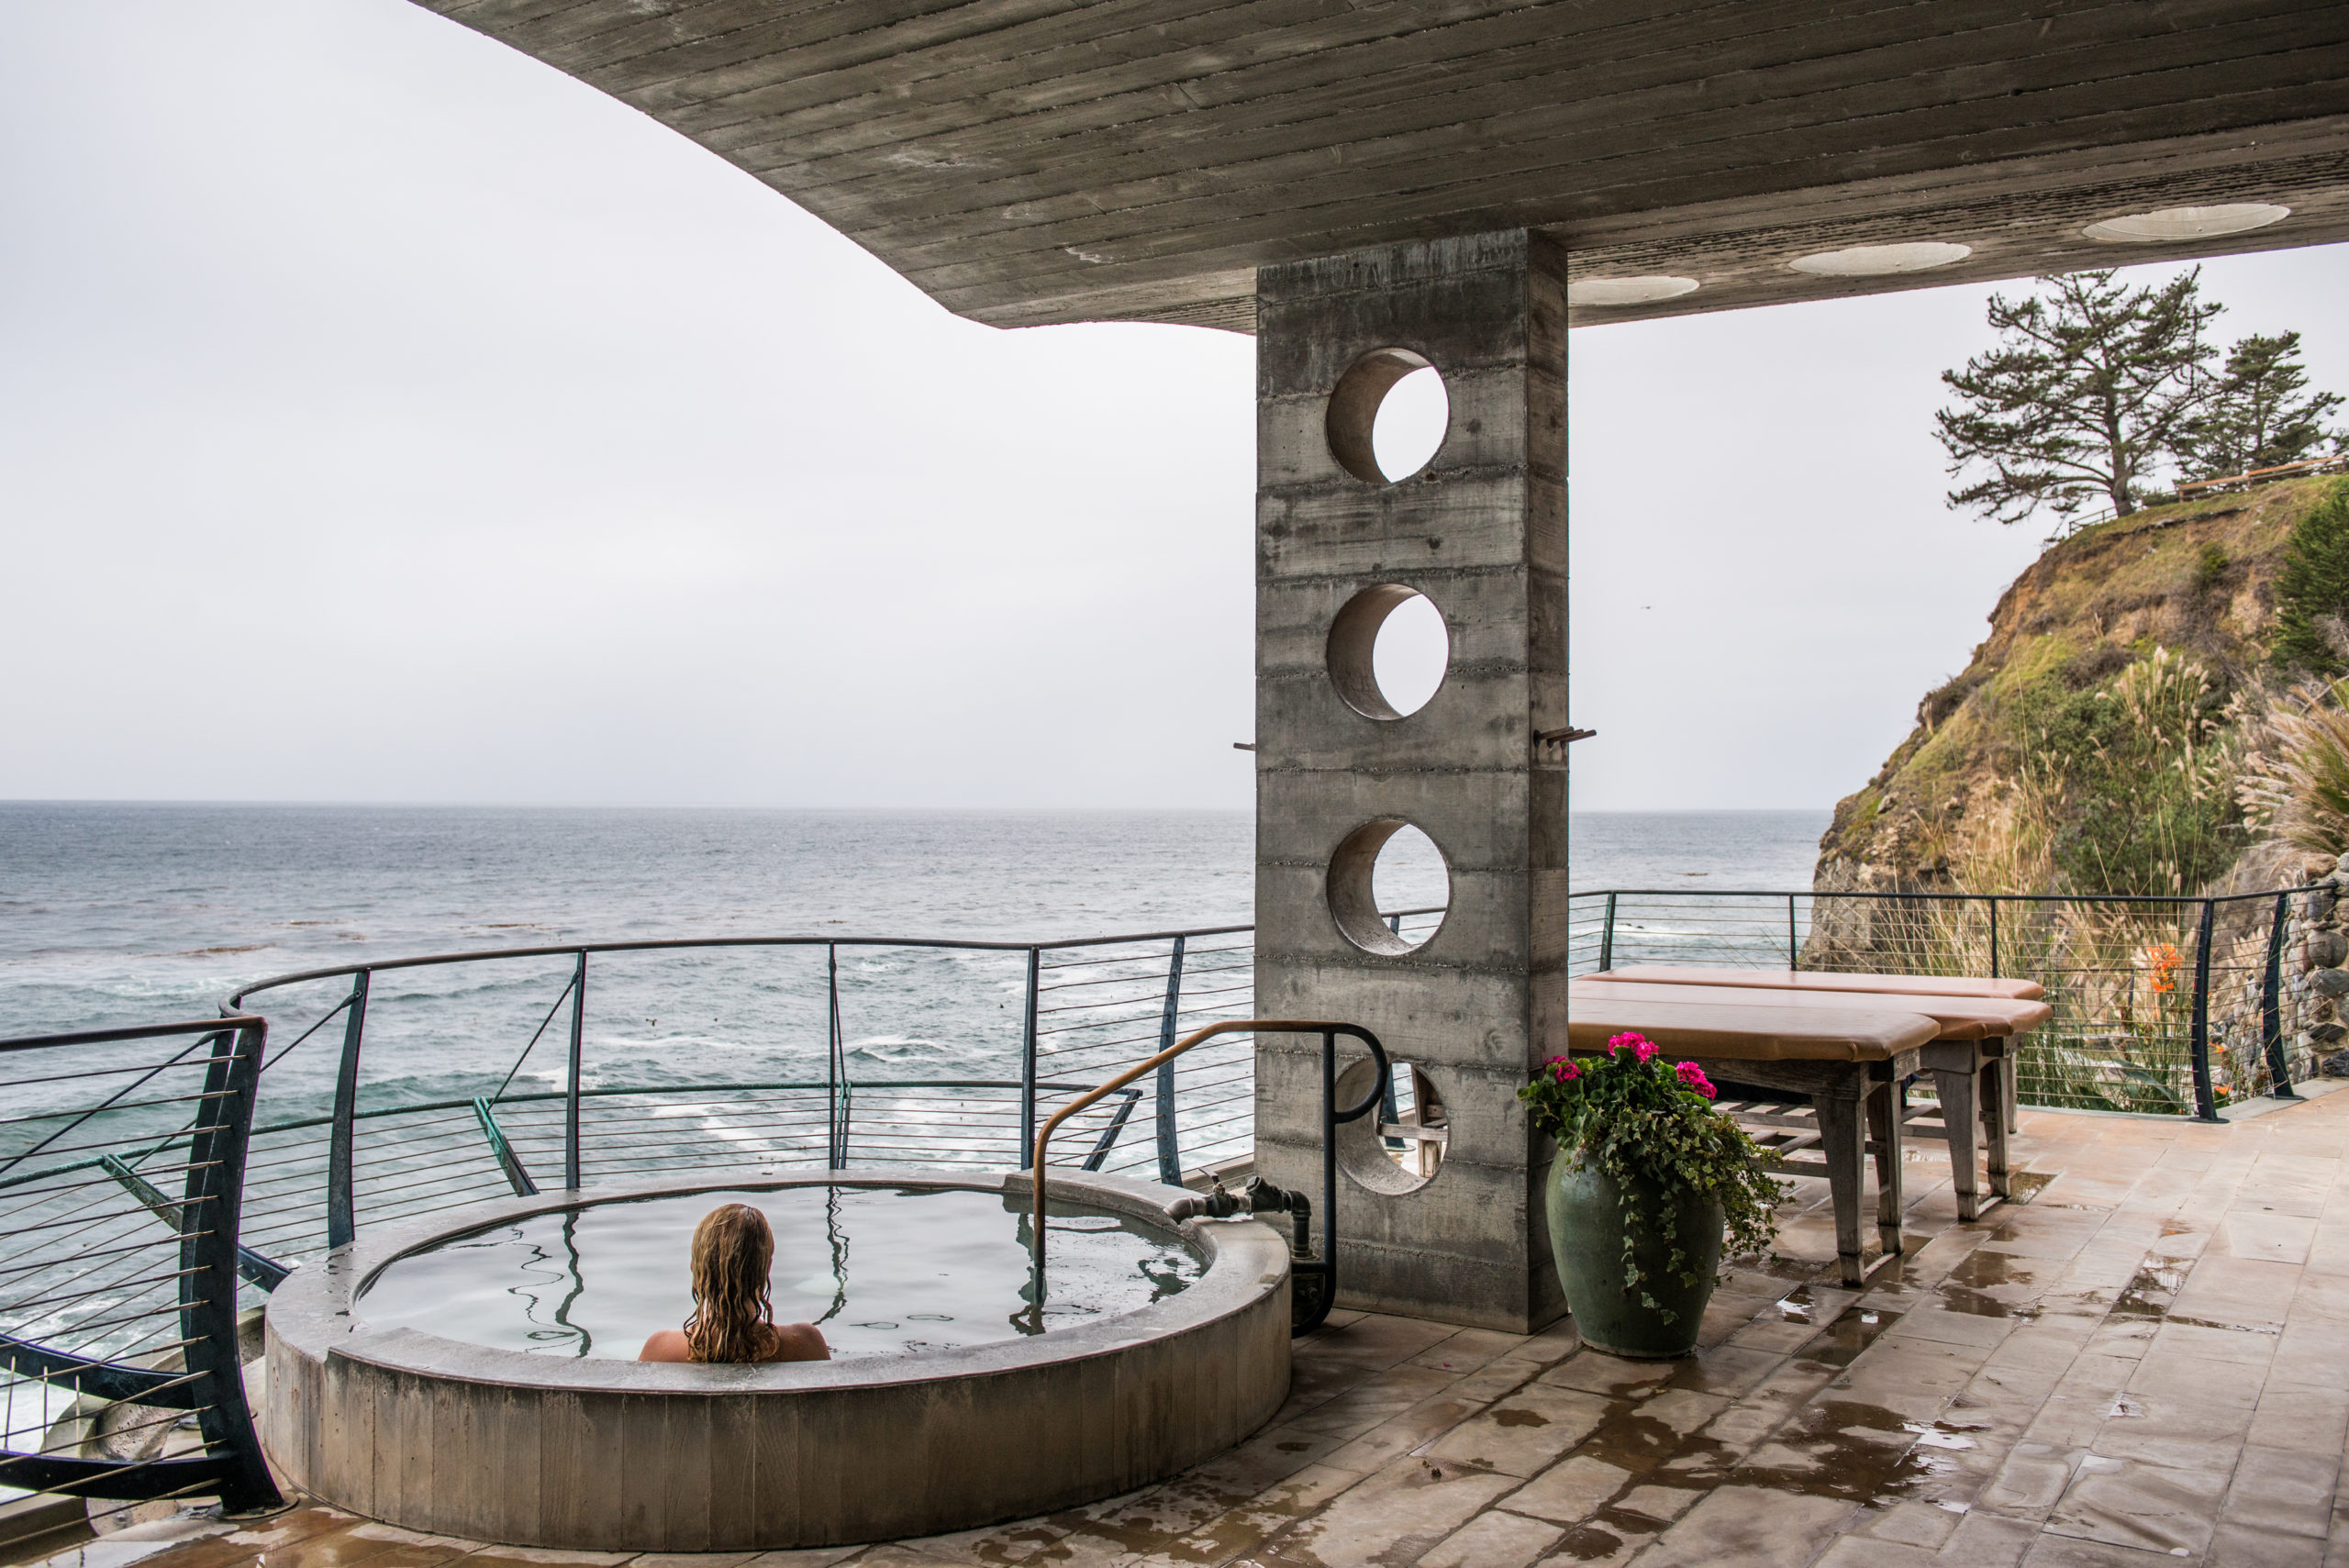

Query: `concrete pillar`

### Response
(1252, 229, 1568, 1335)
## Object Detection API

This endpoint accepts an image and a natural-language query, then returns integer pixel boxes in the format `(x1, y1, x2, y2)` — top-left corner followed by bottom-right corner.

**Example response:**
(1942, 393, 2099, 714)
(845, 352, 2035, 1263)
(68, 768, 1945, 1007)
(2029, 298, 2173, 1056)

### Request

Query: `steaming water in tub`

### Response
(356, 1185, 1205, 1360)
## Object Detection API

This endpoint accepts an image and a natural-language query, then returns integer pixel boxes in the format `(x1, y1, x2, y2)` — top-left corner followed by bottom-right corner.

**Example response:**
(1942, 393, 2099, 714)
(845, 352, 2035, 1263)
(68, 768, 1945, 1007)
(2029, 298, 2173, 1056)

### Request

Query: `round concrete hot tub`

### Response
(262, 1169, 1291, 1551)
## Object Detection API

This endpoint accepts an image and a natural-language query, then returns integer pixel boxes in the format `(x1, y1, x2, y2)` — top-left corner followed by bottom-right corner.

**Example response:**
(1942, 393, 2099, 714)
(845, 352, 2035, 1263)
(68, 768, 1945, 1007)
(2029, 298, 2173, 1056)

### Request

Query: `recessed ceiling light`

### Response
(1787, 242, 1973, 277)
(1566, 276, 1700, 306)
(2083, 203, 2290, 243)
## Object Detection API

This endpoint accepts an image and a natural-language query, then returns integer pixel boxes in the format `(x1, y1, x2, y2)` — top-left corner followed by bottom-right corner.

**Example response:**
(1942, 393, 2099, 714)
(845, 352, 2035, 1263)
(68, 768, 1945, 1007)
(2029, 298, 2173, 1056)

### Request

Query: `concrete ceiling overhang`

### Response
(418, 0, 2349, 331)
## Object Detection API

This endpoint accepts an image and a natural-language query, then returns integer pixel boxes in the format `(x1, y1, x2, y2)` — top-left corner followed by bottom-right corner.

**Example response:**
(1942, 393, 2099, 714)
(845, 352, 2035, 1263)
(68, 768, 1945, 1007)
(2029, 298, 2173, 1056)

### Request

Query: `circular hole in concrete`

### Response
(1328, 585, 1450, 719)
(1326, 349, 1448, 484)
(1327, 819, 1451, 955)
(1335, 1056, 1446, 1195)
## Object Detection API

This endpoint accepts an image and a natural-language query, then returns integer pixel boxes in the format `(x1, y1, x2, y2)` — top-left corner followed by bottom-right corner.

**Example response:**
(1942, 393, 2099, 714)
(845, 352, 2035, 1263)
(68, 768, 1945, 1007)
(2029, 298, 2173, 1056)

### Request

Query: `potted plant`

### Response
(1521, 1032, 1784, 1358)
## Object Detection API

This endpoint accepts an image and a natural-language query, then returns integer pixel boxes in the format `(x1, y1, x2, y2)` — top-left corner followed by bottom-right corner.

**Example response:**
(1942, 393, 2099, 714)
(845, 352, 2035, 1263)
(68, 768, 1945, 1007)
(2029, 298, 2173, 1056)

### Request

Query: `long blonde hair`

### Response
(683, 1204, 780, 1363)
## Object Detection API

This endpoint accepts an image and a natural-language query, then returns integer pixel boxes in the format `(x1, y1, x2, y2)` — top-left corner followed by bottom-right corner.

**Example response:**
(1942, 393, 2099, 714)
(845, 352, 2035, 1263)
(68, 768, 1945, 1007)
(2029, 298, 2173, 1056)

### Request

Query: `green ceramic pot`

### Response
(1547, 1156, 1723, 1359)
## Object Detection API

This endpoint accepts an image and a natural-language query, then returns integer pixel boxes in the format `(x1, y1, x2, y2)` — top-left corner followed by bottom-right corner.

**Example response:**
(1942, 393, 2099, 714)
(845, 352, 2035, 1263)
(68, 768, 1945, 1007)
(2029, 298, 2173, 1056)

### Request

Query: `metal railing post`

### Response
(1787, 894, 1798, 968)
(181, 1020, 282, 1514)
(564, 950, 586, 1190)
(2188, 899, 2220, 1121)
(2264, 892, 2299, 1099)
(1598, 892, 1618, 972)
(1988, 896, 2000, 979)
(1154, 935, 1186, 1185)
(1019, 947, 1041, 1168)
(327, 969, 369, 1249)
(836, 939, 854, 1169)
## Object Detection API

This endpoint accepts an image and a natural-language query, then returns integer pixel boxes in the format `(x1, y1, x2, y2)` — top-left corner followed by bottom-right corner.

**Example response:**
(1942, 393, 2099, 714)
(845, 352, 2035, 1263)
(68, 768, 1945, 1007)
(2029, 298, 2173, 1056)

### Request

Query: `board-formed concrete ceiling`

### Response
(418, 0, 2349, 331)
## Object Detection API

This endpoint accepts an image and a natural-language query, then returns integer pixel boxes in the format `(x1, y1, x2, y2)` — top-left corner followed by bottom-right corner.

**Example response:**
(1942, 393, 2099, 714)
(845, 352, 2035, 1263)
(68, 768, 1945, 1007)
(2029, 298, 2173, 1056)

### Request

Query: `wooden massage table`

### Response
(1594, 964, 2043, 1137)
(1565, 973, 2054, 1284)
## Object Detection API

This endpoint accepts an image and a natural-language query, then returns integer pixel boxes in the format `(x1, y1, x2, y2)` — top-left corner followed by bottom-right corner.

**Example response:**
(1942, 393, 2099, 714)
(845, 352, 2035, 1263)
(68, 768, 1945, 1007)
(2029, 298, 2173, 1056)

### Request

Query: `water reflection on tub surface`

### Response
(357, 1185, 1202, 1360)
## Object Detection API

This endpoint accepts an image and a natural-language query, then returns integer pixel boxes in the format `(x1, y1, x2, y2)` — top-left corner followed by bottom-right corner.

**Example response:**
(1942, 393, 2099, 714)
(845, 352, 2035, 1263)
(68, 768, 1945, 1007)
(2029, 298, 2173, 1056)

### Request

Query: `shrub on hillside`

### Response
(2009, 647, 2245, 895)
(2273, 483, 2349, 678)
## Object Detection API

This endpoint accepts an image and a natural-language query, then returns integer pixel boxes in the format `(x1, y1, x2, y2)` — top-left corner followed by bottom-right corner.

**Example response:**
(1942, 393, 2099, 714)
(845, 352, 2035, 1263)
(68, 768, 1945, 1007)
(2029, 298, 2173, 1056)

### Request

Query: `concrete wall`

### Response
(1253, 229, 1569, 1335)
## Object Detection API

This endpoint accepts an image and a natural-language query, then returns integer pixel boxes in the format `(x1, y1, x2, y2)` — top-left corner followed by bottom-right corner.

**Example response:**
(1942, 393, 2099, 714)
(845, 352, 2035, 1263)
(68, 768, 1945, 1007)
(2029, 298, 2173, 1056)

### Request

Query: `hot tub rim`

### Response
(268, 1166, 1286, 1397)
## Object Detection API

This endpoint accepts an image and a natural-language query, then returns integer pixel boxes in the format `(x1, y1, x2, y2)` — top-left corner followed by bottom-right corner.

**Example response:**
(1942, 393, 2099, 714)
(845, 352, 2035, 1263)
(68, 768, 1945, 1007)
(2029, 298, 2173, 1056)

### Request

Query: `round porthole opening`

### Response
(1327, 819, 1450, 955)
(1329, 584, 1450, 719)
(1327, 349, 1449, 484)
(1335, 1056, 1446, 1195)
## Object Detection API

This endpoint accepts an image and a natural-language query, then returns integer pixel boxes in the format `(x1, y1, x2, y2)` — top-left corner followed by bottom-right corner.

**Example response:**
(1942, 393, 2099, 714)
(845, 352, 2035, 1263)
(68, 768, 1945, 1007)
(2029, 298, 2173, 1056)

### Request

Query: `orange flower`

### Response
(2143, 942, 2183, 994)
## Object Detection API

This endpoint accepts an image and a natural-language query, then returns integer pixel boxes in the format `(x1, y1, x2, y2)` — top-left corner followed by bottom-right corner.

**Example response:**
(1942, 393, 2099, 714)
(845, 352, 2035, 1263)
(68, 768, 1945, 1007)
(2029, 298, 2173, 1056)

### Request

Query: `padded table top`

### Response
(1573, 977, 2052, 1040)
(1563, 993, 1942, 1063)
(1591, 964, 2045, 1003)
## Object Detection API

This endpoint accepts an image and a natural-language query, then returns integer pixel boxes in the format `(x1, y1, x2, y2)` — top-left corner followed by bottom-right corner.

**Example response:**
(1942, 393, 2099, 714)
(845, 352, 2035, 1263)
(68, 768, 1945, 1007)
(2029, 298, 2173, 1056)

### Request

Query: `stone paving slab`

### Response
(30, 1092, 2349, 1568)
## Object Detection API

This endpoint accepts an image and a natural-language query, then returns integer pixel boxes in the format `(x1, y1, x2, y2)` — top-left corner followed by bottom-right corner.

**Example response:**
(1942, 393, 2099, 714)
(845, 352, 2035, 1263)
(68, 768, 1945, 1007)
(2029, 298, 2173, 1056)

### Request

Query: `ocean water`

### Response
(0, 804, 1830, 1043)
(0, 805, 1830, 1137)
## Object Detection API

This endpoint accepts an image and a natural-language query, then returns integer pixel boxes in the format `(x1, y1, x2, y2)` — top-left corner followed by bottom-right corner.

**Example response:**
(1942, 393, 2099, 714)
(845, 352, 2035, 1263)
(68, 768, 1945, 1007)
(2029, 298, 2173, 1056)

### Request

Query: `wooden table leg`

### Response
(1865, 1072, 1903, 1260)
(1814, 1081, 1867, 1287)
(1934, 1052, 1983, 1222)
(1983, 1039, 2011, 1200)
(2004, 1052, 2020, 1135)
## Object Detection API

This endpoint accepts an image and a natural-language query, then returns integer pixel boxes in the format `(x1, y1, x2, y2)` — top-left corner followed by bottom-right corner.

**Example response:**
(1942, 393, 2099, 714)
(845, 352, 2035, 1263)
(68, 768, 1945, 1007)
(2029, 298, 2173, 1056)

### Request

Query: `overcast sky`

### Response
(6, 3, 2345, 814)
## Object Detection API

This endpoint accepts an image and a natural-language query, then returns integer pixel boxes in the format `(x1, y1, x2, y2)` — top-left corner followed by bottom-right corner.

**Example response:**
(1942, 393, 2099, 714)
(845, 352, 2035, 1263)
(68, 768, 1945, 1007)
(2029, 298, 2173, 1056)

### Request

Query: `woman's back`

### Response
(638, 1322, 829, 1363)
(638, 1203, 831, 1364)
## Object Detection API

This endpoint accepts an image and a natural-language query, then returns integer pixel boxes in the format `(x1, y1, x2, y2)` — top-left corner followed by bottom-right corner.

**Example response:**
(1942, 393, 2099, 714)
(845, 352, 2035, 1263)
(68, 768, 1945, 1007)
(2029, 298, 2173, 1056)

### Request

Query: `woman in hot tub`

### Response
(639, 1203, 830, 1363)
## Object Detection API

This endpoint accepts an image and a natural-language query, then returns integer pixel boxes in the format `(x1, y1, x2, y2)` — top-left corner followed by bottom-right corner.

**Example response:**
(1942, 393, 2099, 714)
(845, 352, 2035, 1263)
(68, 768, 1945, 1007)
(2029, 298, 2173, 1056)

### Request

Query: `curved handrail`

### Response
(221, 911, 1448, 1009)
(1029, 1018, 1386, 1301)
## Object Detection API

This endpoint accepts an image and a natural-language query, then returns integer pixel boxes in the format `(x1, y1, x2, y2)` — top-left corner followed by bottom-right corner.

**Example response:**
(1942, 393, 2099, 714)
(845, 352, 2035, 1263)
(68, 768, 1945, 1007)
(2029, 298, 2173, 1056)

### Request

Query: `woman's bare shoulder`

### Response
(638, 1329, 692, 1362)
(764, 1323, 830, 1362)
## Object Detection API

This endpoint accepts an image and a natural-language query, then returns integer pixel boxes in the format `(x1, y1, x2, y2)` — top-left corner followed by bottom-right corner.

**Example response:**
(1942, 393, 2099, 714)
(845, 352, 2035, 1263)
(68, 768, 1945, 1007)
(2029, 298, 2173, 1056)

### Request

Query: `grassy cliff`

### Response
(1817, 476, 2347, 898)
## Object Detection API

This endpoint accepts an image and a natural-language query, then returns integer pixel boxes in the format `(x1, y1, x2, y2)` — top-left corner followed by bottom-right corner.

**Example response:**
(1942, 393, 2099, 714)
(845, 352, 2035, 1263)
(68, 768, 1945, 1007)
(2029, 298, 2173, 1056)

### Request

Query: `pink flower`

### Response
(1605, 1031, 1643, 1057)
(1632, 1040, 1660, 1063)
(1554, 1061, 1580, 1082)
(1675, 1061, 1716, 1099)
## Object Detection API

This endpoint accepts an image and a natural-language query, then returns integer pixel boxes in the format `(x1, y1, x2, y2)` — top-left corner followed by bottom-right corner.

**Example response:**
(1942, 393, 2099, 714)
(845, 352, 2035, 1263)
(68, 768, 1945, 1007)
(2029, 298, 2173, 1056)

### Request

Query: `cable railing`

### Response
(0, 883, 2331, 1522)
(1575, 886, 2325, 1119)
(0, 1018, 280, 1519)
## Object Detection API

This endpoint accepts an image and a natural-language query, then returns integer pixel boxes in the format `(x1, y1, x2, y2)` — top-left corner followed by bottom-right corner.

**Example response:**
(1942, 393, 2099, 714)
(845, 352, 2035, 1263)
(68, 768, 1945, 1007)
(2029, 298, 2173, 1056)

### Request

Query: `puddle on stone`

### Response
(1797, 1308, 1900, 1370)
(1725, 1399, 1970, 1507)
(1772, 1285, 1851, 1325)
(1549, 1521, 1636, 1561)
(1935, 1249, 2042, 1319)
(1573, 1407, 1700, 1476)
(1749, 1252, 1833, 1283)
(1492, 1407, 1550, 1428)
(2166, 1315, 2281, 1337)
(2004, 1169, 2057, 1204)
(2113, 1254, 2195, 1318)
(1905, 1421, 1980, 1451)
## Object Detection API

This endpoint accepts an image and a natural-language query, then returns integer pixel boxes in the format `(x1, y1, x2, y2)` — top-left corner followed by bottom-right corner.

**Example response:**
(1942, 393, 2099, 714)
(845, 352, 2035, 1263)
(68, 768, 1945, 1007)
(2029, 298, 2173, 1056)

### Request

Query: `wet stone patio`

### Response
(39, 1085, 2349, 1568)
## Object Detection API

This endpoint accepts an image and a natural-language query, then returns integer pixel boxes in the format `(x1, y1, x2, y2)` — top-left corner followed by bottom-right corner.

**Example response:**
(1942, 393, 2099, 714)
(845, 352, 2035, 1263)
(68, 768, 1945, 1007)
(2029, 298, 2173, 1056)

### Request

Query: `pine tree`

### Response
(1936, 269, 2221, 526)
(2273, 483, 2349, 677)
(2176, 331, 2343, 481)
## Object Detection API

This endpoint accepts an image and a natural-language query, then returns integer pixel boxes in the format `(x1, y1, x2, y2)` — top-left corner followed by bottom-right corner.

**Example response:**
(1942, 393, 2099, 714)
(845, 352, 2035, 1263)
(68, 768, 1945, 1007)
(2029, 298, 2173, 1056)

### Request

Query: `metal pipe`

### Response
(1030, 1018, 1385, 1329)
